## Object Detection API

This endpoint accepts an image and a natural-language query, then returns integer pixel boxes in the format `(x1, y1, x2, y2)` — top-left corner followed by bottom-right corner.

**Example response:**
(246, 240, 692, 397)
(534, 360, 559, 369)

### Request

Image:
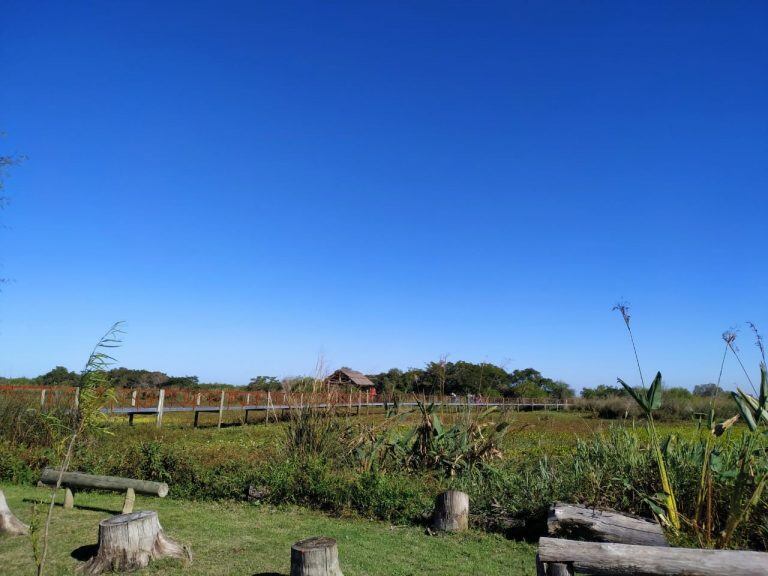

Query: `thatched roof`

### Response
(324, 368, 375, 389)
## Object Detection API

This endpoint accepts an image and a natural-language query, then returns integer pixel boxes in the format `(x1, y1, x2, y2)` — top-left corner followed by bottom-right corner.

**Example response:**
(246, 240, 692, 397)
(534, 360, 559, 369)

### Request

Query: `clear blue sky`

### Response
(1, 1, 766, 390)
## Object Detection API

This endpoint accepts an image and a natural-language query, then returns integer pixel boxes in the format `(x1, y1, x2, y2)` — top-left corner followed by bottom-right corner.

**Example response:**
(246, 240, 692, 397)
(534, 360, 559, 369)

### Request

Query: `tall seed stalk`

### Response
(613, 303, 680, 530)
(35, 322, 123, 576)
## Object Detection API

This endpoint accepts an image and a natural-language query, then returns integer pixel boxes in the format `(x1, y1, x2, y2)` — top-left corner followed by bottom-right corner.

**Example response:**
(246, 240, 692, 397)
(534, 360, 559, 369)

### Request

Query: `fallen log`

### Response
(431, 490, 469, 533)
(548, 502, 668, 546)
(0, 489, 28, 535)
(537, 537, 768, 576)
(40, 468, 168, 497)
(291, 536, 343, 576)
(80, 511, 189, 574)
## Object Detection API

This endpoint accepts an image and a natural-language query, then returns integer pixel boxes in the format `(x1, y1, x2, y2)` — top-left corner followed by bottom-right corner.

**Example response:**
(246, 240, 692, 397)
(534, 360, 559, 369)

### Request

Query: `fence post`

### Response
(131, 389, 137, 407)
(218, 389, 225, 429)
(73, 387, 80, 410)
(40, 388, 47, 411)
(156, 389, 165, 428)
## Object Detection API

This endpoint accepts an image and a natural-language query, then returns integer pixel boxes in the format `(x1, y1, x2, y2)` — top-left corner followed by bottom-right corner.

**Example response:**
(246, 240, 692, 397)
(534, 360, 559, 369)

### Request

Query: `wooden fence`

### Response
(0, 385, 570, 428)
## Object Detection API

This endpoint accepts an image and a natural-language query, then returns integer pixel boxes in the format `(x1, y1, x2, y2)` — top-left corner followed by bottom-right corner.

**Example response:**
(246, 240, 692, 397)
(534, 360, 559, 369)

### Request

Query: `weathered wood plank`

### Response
(538, 537, 768, 576)
(548, 502, 668, 546)
(40, 468, 168, 497)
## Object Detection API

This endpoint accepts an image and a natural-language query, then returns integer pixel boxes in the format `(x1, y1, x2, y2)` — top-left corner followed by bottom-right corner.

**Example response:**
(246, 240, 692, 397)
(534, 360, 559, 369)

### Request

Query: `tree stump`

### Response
(80, 511, 189, 575)
(431, 490, 469, 532)
(0, 489, 28, 535)
(290, 536, 343, 576)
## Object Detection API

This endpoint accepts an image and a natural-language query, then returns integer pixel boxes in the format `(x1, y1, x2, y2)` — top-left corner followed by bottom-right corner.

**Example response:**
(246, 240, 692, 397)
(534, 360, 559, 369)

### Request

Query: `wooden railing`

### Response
(0, 384, 570, 427)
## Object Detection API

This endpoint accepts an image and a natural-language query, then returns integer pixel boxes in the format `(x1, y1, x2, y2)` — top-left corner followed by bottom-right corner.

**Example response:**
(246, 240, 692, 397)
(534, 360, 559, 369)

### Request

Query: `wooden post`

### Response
(40, 388, 47, 410)
(156, 389, 165, 429)
(217, 389, 225, 429)
(131, 389, 137, 407)
(0, 489, 29, 535)
(122, 488, 135, 514)
(290, 536, 343, 576)
(431, 490, 469, 532)
(64, 488, 74, 509)
(81, 511, 189, 575)
(267, 391, 273, 423)
(74, 387, 80, 409)
(245, 393, 250, 406)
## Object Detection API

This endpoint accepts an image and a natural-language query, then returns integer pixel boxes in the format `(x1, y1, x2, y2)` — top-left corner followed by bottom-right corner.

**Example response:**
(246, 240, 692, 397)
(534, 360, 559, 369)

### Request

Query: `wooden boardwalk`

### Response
(1, 385, 570, 428)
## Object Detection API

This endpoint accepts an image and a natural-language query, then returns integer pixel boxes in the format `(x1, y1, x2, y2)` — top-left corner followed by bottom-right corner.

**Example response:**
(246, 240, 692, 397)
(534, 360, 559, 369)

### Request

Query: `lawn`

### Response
(0, 484, 537, 576)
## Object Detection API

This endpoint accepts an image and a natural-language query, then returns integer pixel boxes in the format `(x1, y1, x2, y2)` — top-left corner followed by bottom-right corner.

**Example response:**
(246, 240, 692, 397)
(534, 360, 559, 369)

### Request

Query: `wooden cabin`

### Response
(324, 368, 376, 396)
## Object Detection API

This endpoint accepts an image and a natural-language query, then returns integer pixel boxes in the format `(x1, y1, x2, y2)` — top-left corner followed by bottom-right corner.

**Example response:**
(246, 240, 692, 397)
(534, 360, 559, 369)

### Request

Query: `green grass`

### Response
(0, 484, 537, 576)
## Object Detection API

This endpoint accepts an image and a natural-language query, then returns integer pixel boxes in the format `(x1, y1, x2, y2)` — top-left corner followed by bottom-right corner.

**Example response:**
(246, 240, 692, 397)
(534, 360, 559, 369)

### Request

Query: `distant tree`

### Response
(247, 376, 282, 391)
(0, 145, 24, 288)
(543, 380, 575, 400)
(693, 383, 725, 397)
(108, 368, 169, 388)
(164, 375, 199, 388)
(37, 366, 80, 387)
(581, 384, 626, 399)
(281, 376, 315, 393)
(506, 368, 560, 398)
(368, 368, 407, 393)
(664, 387, 693, 400)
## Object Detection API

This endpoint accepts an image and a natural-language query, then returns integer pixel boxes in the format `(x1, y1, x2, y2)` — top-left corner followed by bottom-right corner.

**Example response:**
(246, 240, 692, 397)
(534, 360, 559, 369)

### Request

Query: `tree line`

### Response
(1, 363, 727, 399)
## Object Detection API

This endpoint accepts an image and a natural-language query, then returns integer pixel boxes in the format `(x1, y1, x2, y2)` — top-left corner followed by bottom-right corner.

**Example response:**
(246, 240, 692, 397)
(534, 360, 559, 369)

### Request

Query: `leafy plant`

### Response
(376, 401, 510, 477)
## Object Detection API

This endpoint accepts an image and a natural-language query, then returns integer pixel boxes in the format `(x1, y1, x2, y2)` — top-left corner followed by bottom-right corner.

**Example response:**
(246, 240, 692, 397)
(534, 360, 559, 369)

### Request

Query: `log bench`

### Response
(548, 502, 668, 547)
(39, 468, 169, 514)
(536, 537, 768, 576)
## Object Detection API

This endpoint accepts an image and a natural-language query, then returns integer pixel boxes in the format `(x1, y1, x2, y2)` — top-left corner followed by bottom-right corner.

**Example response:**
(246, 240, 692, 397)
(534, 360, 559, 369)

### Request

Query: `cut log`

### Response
(548, 502, 668, 546)
(0, 489, 28, 535)
(431, 490, 469, 532)
(80, 510, 189, 575)
(537, 537, 768, 576)
(40, 468, 168, 497)
(291, 536, 343, 576)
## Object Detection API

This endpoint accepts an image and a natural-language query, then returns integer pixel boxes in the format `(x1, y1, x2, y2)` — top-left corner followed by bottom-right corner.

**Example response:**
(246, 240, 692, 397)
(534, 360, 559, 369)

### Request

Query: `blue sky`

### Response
(1, 1, 766, 389)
